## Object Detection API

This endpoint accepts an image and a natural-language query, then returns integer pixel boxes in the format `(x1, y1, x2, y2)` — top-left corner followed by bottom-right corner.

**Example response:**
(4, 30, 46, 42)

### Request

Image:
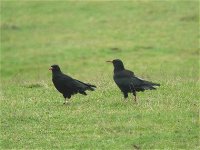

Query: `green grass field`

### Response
(1, 1, 199, 149)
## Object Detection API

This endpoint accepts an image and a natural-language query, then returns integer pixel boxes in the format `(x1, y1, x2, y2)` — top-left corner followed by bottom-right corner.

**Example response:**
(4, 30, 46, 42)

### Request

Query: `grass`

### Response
(1, 1, 199, 149)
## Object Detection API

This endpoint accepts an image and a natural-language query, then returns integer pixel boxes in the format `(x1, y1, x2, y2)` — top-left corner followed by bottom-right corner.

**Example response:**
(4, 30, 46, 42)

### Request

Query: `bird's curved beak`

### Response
(49, 67, 53, 70)
(106, 60, 113, 63)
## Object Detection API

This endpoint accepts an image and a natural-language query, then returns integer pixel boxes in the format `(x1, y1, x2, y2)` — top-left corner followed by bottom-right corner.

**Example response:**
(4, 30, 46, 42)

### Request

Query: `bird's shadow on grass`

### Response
(108, 99, 138, 109)
(23, 83, 43, 88)
(22, 81, 49, 89)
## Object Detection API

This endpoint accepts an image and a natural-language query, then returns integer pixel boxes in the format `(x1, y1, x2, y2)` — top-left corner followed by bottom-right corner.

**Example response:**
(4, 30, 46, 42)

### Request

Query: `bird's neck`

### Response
(52, 70, 62, 77)
(114, 66, 125, 73)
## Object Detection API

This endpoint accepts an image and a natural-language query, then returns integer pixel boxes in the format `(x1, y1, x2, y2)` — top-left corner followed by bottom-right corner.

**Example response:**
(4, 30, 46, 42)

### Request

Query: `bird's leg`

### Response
(132, 91, 137, 103)
(123, 92, 128, 102)
(134, 95, 137, 103)
(130, 85, 137, 104)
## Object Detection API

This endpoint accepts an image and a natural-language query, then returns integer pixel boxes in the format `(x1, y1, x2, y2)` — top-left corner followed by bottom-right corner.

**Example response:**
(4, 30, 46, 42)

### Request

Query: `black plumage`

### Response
(107, 59, 160, 102)
(49, 65, 96, 104)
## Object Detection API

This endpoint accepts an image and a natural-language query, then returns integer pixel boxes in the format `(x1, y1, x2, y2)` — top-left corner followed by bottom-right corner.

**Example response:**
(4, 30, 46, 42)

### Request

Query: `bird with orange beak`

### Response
(49, 65, 96, 104)
(107, 59, 160, 102)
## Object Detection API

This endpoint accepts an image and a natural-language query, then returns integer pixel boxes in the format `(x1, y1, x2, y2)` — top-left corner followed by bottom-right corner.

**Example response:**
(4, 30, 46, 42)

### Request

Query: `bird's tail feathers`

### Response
(143, 80, 160, 87)
(140, 85, 154, 90)
(86, 83, 97, 88)
(75, 79, 97, 91)
(86, 83, 96, 91)
(140, 80, 160, 91)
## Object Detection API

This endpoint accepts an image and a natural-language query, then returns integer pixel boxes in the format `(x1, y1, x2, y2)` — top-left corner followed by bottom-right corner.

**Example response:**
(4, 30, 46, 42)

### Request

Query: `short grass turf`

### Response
(1, 1, 199, 149)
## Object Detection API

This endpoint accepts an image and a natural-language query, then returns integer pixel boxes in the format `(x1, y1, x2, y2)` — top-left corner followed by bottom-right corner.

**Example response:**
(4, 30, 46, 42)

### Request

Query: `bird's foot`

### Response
(134, 97, 138, 104)
(124, 99, 128, 102)
(123, 97, 128, 102)
(63, 101, 70, 105)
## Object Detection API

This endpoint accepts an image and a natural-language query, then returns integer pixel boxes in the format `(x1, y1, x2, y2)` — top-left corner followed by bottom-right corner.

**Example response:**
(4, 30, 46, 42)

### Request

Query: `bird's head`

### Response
(49, 64, 61, 72)
(106, 59, 125, 71)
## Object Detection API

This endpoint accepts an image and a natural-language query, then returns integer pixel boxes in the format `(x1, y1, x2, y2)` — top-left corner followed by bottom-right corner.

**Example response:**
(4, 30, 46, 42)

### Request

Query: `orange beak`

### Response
(106, 60, 113, 63)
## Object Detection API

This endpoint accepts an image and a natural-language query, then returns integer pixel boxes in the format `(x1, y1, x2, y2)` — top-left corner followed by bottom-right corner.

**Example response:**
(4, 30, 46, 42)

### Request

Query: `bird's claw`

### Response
(63, 101, 70, 105)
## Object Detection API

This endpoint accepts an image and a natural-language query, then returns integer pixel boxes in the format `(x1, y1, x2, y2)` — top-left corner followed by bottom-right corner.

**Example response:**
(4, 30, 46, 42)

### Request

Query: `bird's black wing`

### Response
(53, 74, 79, 94)
(114, 69, 160, 92)
(113, 70, 135, 91)
(74, 79, 96, 91)
(60, 74, 96, 93)
(132, 76, 160, 91)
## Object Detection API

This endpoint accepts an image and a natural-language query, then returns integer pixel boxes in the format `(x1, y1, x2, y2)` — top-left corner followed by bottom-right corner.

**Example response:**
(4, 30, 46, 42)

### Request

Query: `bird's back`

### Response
(113, 69, 160, 92)
(52, 72, 96, 96)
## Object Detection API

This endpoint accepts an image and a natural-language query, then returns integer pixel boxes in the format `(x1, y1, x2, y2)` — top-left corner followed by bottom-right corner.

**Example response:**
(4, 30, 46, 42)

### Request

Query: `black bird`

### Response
(107, 59, 160, 102)
(49, 65, 96, 104)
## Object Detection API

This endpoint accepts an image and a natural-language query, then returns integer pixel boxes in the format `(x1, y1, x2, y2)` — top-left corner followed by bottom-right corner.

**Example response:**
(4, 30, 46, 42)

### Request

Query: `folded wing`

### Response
(114, 69, 160, 92)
